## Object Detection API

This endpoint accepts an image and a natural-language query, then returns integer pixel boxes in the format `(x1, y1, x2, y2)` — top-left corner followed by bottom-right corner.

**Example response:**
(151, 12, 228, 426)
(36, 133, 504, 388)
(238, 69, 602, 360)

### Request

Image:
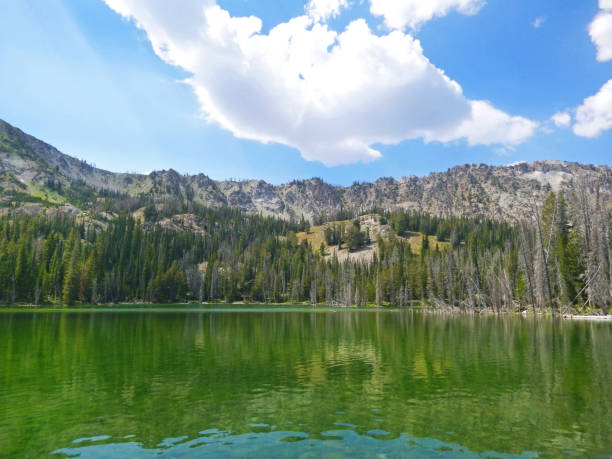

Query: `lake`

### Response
(0, 308, 610, 458)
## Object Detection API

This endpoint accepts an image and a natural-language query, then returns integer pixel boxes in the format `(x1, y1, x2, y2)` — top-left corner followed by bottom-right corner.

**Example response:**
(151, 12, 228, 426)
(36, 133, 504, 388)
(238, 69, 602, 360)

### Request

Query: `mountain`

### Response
(1, 118, 611, 222)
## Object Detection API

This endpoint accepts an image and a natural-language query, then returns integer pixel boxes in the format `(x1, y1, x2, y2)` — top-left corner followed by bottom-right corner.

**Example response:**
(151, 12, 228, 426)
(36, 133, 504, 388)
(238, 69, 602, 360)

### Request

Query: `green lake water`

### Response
(0, 307, 610, 458)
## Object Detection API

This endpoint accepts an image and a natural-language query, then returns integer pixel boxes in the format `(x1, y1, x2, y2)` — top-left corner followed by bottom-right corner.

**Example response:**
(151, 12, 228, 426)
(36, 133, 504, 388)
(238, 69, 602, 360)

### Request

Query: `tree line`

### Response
(0, 189, 609, 313)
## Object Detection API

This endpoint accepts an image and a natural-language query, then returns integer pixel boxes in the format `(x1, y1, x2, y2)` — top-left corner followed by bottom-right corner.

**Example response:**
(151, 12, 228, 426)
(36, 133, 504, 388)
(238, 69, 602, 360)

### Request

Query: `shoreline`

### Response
(562, 314, 612, 321)
(0, 303, 610, 320)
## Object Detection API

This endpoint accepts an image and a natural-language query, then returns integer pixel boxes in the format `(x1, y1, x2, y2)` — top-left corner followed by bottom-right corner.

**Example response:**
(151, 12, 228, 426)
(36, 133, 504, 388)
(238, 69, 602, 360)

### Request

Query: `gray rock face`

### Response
(1, 119, 610, 222)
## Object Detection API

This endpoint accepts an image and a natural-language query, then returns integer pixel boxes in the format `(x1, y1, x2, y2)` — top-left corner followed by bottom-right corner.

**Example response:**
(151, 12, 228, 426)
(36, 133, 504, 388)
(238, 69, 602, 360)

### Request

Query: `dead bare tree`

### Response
(517, 221, 537, 313)
(532, 200, 555, 311)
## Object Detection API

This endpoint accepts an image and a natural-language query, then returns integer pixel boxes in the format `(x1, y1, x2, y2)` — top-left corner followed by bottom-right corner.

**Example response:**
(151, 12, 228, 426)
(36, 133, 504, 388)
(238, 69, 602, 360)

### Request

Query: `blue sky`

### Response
(0, 0, 610, 185)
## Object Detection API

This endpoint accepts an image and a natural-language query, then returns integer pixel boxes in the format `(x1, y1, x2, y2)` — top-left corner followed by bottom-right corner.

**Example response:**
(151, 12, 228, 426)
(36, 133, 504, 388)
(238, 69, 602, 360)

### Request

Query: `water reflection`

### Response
(53, 429, 538, 458)
(0, 309, 610, 457)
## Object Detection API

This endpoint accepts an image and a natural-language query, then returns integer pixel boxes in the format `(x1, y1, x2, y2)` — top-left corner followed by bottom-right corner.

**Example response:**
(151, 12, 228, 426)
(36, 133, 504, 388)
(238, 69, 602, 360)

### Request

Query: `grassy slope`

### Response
(296, 214, 450, 262)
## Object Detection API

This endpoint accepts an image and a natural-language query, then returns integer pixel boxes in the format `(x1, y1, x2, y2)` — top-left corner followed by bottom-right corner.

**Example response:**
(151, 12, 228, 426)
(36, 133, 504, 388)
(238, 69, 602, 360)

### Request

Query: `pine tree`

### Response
(62, 239, 80, 305)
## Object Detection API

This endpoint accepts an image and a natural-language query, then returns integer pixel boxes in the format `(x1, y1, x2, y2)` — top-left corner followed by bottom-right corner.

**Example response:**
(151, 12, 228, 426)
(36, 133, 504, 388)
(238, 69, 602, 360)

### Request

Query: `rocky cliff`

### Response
(1, 119, 610, 222)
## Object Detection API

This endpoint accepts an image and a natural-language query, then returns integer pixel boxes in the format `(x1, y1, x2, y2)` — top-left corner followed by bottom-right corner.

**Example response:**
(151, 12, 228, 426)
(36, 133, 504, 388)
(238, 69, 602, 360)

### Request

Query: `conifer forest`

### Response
(1, 187, 609, 314)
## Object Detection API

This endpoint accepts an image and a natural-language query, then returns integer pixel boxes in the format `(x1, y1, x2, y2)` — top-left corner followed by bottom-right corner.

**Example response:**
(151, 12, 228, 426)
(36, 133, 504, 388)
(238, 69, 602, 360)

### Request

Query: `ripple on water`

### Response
(52, 431, 542, 458)
(333, 421, 359, 429)
(71, 435, 111, 444)
(157, 436, 188, 448)
(4, 310, 609, 458)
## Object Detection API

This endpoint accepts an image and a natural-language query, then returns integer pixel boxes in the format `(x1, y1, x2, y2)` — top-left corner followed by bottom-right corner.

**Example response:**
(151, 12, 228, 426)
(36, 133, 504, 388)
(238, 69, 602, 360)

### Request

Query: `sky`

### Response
(0, 0, 611, 186)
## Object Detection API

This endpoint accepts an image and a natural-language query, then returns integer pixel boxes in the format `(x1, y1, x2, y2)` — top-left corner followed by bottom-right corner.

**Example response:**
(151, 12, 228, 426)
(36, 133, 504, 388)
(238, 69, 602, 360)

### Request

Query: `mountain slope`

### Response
(1, 119, 611, 221)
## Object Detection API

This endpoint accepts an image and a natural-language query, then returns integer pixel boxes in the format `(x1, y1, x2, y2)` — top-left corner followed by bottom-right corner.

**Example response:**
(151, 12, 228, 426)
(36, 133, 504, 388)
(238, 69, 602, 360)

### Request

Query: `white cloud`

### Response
(104, 0, 535, 166)
(532, 16, 546, 29)
(590, 0, 612, 62)
(573, 79, 612, 137)
(369, 0, 485, 30)
(306, 0, 348, 22)
(435, 100, 538, 147)
(557, 1, 612, 140)
(551, 111, 571, 128)
(590, 11, 612, 62)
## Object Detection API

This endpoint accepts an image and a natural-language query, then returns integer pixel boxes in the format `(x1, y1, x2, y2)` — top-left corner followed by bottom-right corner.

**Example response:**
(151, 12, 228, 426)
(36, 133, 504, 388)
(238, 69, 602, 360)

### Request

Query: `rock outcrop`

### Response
(1, 119, 610, 222)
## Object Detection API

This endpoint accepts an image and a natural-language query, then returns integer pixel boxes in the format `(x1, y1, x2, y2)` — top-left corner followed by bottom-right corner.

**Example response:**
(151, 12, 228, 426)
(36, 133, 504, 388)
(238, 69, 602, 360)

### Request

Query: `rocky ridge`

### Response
(1, 119, 610, 222)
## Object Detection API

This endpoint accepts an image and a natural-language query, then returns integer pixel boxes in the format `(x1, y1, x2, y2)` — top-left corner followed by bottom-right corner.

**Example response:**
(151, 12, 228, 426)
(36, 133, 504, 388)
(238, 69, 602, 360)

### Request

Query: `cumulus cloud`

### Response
(573, 79, 612, 138)
(590, 0, 612, 62)
(104, 0, 535, 166)
(551, 111, 571, 128)
(439, 100, 537, 147)
(554, 1, 611, 139)
(590, 11, 612, 62)
(306, 0, 349, 22)
(600, 0, 612, 10)
(369, 0, 485, 30)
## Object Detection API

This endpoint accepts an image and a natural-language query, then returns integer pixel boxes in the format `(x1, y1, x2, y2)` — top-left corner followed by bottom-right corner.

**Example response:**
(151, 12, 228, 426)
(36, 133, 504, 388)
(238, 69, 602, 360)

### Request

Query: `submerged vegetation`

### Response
(0, 187, 609, 314)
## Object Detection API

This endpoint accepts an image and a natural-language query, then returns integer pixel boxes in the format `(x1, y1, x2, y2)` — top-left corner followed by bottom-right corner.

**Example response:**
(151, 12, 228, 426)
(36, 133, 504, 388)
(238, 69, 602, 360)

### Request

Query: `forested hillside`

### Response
(0, 119, 610, 312)
(1, 189, 609, 313)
